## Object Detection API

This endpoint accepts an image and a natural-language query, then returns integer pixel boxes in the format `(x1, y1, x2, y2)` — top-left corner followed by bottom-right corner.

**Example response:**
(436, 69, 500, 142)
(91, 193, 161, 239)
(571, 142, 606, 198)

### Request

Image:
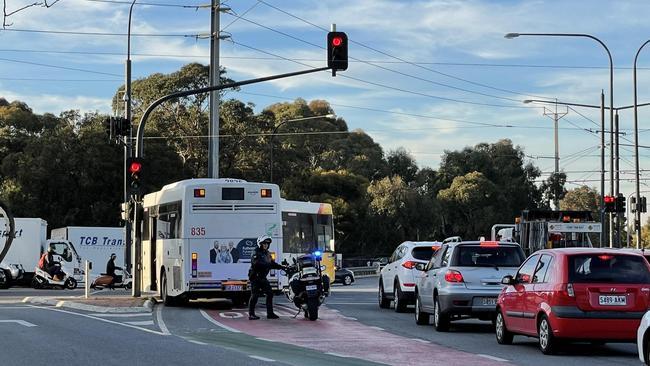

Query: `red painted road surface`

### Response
(206, 305, 504, 366)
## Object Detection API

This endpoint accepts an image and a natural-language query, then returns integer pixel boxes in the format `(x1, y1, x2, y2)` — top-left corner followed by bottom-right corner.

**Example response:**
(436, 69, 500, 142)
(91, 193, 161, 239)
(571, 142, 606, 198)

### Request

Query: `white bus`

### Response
(141, 178, 283, 305)
(280, 199, 335, 281)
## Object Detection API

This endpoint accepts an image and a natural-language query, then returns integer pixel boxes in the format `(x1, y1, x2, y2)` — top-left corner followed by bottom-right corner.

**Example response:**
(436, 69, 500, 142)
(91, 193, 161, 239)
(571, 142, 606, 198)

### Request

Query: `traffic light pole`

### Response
(131, 66, 331, 296)
(124, 0, 135, 278)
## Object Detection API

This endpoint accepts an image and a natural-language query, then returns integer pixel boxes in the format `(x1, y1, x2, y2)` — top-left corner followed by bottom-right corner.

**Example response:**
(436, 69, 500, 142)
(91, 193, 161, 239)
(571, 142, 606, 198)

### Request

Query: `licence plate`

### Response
(481, 297, 497, 306)
(599, 295, 626, 306)
(225, 285, 243, 291)
(306, 285, 318, 291)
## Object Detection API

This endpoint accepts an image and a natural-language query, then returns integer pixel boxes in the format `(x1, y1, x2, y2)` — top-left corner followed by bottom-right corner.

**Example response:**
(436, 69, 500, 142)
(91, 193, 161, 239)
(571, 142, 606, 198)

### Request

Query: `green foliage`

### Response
(1, 64, 553, 258)
(560, 186, 599, 215)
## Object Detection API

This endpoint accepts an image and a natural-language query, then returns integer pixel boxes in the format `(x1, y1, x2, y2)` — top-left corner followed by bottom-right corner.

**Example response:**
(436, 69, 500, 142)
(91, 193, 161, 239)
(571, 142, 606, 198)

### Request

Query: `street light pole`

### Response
(508, 32, 614, 246)
(633, 40, 650, 248)
(269, 114, 336, 183)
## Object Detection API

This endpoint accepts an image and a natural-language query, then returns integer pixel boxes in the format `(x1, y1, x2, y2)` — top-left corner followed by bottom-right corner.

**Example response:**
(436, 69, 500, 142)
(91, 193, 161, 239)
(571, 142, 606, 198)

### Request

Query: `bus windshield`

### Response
(282, 212, 333, 254)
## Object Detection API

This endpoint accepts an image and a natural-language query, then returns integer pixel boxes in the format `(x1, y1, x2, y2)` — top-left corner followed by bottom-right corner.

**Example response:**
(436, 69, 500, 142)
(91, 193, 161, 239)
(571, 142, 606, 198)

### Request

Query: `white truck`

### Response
(50, 226, 126, 281)
(1, 218, 82, 285)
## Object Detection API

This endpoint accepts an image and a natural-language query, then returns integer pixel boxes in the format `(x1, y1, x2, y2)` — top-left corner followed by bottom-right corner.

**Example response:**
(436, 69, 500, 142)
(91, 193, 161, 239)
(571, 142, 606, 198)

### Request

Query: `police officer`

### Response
(248, 235, 285, 320)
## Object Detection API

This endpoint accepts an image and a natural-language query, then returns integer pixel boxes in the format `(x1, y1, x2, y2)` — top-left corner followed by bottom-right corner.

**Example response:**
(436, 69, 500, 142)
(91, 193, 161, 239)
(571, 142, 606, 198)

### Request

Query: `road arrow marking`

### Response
(0, 320, 37, 327)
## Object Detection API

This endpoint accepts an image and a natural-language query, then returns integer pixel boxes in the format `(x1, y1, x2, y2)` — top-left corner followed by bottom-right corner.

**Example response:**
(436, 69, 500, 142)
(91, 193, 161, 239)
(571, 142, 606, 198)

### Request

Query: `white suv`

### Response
(379, 241, 441, 312)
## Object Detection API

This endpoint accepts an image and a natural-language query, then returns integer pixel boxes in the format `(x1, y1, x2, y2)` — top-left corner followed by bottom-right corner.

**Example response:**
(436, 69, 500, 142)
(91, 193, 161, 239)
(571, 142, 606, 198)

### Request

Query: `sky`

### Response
(3, 0, 650, 205)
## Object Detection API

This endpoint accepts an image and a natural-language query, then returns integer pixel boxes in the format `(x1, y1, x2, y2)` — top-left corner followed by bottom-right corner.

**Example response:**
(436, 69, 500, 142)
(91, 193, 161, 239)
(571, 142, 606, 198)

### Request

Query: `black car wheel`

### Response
(433, 296, 450, 332)
(378, 280, 391, 309)
(495, 310, 513, 345)
(343, 274, 353, 286)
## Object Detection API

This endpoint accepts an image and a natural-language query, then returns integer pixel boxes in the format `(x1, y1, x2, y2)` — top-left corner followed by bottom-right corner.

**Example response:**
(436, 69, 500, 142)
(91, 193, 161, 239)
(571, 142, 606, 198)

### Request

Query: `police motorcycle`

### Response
(90, 268, 132, 290)
(32, 263, 78, 290)
(282, 251, 330, 321)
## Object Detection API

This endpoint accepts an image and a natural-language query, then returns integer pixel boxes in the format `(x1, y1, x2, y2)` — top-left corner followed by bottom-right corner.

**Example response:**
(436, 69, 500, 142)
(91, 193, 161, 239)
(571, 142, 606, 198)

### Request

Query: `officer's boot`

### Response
(266, 295, 279, 319)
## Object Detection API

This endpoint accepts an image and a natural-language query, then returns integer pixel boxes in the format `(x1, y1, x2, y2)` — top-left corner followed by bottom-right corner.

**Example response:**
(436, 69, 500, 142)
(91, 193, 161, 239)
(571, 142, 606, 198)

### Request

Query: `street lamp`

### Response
(633, 40, 650, 249)
(509, 32, 615, 246)
(269, 114, 336, 183)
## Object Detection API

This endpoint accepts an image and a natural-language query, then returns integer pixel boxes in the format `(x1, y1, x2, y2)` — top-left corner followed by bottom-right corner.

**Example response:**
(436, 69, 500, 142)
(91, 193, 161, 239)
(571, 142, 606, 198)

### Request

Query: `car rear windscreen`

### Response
(411, 246, 437, 261)
(568, 254, 650, 284)
(452, 245, 525, 267)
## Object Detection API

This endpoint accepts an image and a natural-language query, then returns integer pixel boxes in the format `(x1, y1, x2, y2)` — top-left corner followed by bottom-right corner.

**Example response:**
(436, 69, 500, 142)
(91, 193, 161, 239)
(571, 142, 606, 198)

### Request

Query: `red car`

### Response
(495, 248, 650, 354)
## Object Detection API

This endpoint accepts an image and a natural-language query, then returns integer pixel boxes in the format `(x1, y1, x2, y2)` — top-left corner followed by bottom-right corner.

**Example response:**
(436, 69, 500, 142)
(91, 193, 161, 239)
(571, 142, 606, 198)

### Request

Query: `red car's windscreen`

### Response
(568, 254, 650, 284)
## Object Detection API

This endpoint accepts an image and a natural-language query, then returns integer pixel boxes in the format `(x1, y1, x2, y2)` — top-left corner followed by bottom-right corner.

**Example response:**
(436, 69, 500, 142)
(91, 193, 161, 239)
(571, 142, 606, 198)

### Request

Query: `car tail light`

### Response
(402, 261, 417, 269)
(403, 283, 416, 287)
(565, 283, 575, 297)
(480, 241, 499, 247)
(445, 270, 464, 283)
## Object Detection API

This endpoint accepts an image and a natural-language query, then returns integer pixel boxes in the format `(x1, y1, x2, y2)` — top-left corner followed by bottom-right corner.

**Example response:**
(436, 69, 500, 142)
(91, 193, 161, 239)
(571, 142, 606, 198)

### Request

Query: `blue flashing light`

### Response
(313, 250, 322, 259)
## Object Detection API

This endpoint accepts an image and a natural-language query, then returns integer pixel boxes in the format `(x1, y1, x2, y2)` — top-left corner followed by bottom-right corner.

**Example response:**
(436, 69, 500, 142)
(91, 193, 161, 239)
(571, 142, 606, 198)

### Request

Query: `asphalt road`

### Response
(0, 277, 643, 366)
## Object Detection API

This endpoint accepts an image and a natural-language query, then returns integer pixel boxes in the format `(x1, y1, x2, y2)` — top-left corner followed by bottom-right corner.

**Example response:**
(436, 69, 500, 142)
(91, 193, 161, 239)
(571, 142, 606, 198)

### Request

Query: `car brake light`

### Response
(566, 283, 575, 297)
(445, 270, 464, 283)
(598, 255, 614, 261)
(402, 261, 417, 269)
(480, 241, 499, 247)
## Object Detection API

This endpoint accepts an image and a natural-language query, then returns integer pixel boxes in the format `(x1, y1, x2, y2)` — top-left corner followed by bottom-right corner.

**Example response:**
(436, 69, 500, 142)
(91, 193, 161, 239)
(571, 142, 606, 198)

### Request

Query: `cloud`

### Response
(0, 89, 111, 114)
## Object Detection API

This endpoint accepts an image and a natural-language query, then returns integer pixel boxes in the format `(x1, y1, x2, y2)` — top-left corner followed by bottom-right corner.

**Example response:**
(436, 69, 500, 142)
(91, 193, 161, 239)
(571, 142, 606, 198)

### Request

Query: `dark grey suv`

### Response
(414, 241, 525, 331)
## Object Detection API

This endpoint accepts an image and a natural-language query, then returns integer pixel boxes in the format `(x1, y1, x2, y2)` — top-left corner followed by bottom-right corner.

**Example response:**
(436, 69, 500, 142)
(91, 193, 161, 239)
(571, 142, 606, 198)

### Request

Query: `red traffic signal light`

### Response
(129, 161, 142, 174)
(327, 31, 348, 75)
(604, 195, 616, 213)
(604, 196, 615, 203)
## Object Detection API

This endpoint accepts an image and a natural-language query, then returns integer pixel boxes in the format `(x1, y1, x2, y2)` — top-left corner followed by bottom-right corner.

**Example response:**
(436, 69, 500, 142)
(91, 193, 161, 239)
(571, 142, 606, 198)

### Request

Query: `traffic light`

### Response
(604, 195, 616, 213)
(126, 157, 144, 197)
(104, 117, 115, 141)
(327, 31, 348, 76)
(631, 196, 637, 213)
(117, 117, 131, 137)
(642, 196, 648, 213)
(616, 194, 626, 213)
(120, 201, 133, 221)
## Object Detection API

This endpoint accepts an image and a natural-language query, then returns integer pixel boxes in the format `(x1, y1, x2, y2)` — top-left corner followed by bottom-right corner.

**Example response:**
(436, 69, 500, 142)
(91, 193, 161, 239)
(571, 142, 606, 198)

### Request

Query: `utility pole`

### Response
(614, 109, 623, 248)
(125, 0, 135, 290)
(208, 2, 230, 178)
(542, 104, 568, 209)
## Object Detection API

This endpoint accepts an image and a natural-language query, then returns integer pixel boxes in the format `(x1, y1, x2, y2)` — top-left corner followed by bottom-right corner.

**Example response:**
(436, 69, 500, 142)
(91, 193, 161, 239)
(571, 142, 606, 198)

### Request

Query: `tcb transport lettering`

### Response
(78, 236, 124, 246)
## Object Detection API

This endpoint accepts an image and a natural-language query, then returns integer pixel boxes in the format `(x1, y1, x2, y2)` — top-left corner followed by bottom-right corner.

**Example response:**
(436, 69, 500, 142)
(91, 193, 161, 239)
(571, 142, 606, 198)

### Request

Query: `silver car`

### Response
(414, 241, 525, 331)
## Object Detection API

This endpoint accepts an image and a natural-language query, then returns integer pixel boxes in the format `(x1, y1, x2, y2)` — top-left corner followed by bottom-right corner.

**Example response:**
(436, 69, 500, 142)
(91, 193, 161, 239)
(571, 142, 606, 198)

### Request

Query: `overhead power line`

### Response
(0, 57, 122, 77)
(254, 0, 547, 100)
(82, 0, 207, 8)
(1, 28, 203, 38)
(229, 39, 533, 110)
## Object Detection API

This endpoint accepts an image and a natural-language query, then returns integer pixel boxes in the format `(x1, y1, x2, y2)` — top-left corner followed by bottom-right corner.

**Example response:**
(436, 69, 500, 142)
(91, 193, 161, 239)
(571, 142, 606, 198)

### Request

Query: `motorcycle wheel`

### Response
(31, 277, 43, 289)
(307, 297, 319, 321)
(65, 278, 78, 290)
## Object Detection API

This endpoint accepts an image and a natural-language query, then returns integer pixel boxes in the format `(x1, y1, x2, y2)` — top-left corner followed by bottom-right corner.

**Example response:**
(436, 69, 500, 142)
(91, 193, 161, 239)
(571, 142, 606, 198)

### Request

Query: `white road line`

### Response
(199, 309, 241, 333)
(477, 354, 509, 362)
(0, 320, 37, 327)
(411, 338, 430, 344)
(342, 316, 357, 321)
(325, 352, 351, 358)
(92, 313, 152, 317)
(187, 339, 206, 346)
(368, 326, 384, 331)
(27, 305, 167, 336)
(256, 337, 278, 343)
(249, 355, 275, 362)
(125, 320, 154, 326)
(156, 305, 171, 335)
